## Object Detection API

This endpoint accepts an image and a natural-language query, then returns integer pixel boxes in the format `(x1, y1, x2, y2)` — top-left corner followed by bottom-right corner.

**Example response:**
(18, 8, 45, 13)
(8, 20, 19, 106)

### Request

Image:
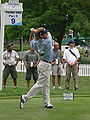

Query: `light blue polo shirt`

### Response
(30, 33, 53, 62)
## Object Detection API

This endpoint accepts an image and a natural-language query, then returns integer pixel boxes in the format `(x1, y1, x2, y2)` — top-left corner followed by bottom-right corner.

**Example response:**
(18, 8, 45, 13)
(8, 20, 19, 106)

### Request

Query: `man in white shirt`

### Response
(63, 40, 80, 90)
(3, 44, 19, 88)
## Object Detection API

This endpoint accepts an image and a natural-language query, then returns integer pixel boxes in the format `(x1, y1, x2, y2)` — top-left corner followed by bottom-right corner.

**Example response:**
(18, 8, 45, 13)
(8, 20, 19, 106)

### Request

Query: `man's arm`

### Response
(63, 50, 71, 65)
(34, 61, 39, 67)
(14, 52, 19, 66)
(14, 60, 19, 66)
(3, 62, 8, 67)
(3, 52, 8, 67)
(34, 53, 40, 67)
(23, 60, 29, 69)
(70, 57, 80, 66)
(29, 33, 34, 42)
(23, 54, 29, 69)
(70, 49, 80, 66)
(63, 58, 71, 65)
(30, 27, 44, 34)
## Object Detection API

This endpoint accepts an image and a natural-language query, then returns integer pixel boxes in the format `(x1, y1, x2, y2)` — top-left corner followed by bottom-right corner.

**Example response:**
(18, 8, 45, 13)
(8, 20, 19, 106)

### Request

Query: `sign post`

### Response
(0, 0, 23, 91)
(0, 2, 4, 91)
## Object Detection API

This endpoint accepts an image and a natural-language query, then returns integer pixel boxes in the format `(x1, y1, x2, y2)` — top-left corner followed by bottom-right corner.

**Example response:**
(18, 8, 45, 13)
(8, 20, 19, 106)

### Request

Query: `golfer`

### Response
(20, 27, 53, 109)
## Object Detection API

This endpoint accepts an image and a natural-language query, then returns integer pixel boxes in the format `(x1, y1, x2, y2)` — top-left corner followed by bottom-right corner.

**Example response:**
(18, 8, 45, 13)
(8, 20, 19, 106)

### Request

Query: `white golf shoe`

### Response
(44, 104, 53, 109)
(20, 95, 25, 109)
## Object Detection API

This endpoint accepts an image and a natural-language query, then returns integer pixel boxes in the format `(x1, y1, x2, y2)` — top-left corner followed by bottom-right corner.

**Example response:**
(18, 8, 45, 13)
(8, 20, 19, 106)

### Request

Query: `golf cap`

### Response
(38, 29, 49, 35)
(7, 43, 13, 49)
(67, 40, 75, 45)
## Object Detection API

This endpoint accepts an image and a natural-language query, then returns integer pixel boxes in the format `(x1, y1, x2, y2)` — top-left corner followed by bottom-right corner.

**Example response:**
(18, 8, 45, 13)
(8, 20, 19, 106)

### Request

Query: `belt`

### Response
(7, 65, 14, 67)
(43, 60, 51, 64)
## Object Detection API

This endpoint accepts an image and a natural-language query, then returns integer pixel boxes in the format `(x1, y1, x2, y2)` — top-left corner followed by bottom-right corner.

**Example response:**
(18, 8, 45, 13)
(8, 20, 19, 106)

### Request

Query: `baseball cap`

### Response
(38, 29, 49, 35)
(67, 40, 75, 45)
(7, 43, 13, 49)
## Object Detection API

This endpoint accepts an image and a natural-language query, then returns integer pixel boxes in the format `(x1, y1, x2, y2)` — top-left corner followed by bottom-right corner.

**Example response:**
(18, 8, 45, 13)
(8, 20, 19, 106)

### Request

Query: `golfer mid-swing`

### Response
(20, 27, 53, 109)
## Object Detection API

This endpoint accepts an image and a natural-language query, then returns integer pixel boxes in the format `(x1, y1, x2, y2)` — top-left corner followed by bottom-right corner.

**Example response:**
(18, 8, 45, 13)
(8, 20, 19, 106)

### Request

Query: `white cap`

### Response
(30, 28, 34, 31)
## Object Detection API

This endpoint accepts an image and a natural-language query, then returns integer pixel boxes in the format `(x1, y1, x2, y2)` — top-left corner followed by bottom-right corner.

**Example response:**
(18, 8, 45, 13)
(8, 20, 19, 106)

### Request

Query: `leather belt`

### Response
(43, 60, 51, 64)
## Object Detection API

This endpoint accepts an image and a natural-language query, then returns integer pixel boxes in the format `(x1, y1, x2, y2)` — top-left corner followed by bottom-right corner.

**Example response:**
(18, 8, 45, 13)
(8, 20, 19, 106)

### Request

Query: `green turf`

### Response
(0, 73, 90, 97)
(0, 97, 90, 120)
(0, 73, 90, 120)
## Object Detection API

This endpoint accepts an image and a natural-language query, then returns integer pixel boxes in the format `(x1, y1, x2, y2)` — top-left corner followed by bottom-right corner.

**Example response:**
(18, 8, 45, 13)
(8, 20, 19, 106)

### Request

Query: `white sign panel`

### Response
(63, 92, 74, 100)
(9, 0, 19, 3)
(4, 11, 22, 25)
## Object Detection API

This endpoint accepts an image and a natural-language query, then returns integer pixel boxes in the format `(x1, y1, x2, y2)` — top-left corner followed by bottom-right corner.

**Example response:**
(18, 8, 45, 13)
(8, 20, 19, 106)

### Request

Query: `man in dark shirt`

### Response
(24, 48, 39, 87)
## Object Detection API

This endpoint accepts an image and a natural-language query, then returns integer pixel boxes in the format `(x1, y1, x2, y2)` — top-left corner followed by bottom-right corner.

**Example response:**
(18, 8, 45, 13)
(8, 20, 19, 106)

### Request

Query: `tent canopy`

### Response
(62, 37, 88, 46)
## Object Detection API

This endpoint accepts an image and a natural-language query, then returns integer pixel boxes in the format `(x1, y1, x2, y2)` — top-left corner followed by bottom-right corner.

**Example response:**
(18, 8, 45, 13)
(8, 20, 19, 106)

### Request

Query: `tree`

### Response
(3, 0, 90, 50)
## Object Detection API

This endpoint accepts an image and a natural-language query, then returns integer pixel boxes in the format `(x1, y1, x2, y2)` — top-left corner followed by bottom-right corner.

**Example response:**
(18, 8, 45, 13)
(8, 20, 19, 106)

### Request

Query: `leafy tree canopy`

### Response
(1, 0, 90, 48)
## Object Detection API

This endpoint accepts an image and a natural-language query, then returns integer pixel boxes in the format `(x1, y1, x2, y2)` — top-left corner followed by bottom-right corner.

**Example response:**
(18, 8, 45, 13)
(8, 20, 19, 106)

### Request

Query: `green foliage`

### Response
(79, 48, 90, 64)
(2, 0, 90, 47)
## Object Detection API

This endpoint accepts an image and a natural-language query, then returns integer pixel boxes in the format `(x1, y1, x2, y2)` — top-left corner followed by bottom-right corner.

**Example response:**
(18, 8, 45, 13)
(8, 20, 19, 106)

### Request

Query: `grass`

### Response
(0, 73, 90, 120)
(0, 73, 90, 97)
(0, 97, 90, 120)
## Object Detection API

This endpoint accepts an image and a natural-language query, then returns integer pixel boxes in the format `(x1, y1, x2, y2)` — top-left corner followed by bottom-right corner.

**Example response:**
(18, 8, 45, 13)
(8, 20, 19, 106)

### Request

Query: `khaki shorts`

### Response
(52, 64, 62, 76)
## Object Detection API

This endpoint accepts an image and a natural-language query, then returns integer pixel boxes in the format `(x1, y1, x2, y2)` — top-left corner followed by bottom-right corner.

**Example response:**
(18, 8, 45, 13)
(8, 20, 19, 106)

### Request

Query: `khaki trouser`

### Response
(25, 61, 51, 105)
(66, 64, 78, 89)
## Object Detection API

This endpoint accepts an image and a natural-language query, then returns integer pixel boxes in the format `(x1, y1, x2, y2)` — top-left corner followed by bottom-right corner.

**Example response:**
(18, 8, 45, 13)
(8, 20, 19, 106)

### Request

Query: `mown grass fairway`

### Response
(0, 73, 90, 120)
(0, 73, 90, 97)
(0, 97, 90, 120)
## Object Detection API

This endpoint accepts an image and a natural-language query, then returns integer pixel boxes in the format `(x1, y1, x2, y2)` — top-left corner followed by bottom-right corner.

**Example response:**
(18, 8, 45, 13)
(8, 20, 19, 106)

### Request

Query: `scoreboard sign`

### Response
(4, 11, 22, 25)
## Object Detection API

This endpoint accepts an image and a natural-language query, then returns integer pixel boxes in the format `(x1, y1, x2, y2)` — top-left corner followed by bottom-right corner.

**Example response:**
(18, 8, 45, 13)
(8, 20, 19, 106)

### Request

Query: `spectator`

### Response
(3, 43, 19, 88)
(23, 47, 39, 88)
(52, 42, 63, 89)
(63, 40, 80, 90)
(84, 50, 89, 57)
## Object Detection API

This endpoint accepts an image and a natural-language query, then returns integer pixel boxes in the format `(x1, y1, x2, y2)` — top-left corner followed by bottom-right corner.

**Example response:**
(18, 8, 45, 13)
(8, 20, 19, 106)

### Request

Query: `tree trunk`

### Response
(57, 37, 62, 50)
(20, 38, 22, 51)
(57, 32, 64, 50)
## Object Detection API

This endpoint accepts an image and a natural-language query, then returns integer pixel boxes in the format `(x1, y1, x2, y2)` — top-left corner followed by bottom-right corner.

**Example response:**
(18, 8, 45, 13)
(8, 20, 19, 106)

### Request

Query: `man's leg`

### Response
(23, 61, 50, 101)
(65, 65, 71, 89)
(24, 70, 48, 101)
(3, 79, 7, 88)
(72, 64, 78, 90)
(52, 65, 57, 89)
(32, 67, 38, 84)
(42, 74, 50, 106)
(57, 65, 62, 89)
(27, 80, 30, 88)
(10, 66, 18, 87)
(3, 66, 10, 88)
(52, 75, 55, 89)
(58, 75, 62, 88)
(42, 63, 53, 108)
(25, 68, 31, 87)
(20, 61, 53, 109)
(13, 79, 17, 87)
(20, 76, 46, 109)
